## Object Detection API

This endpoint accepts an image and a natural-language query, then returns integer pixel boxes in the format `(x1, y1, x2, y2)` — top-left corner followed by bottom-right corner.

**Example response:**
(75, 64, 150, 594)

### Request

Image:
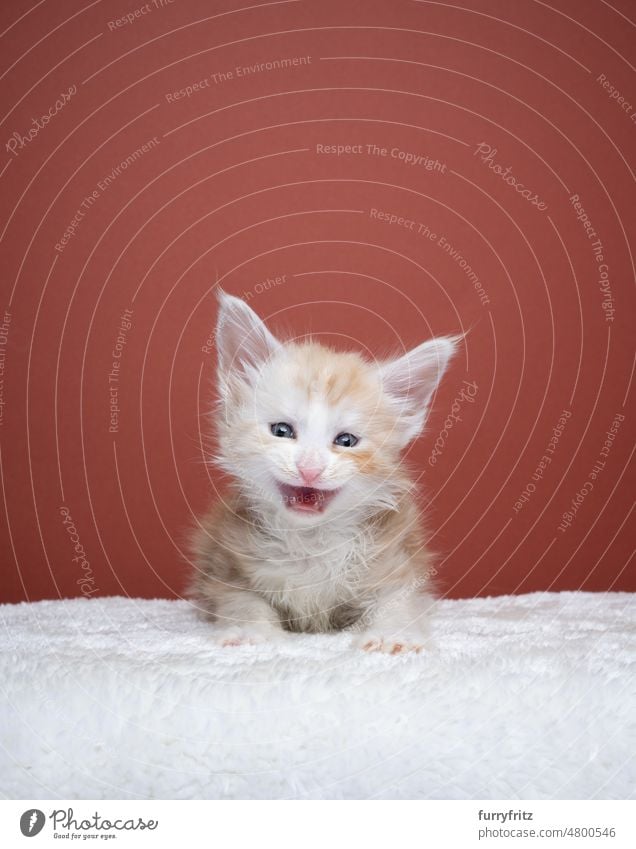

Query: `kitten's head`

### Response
(213, 290, 458, 524)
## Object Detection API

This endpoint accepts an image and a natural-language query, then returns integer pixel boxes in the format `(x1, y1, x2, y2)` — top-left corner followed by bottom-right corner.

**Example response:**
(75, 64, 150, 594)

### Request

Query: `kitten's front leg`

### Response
(353, 587, 434, 655)
(210, 589, 286, 647)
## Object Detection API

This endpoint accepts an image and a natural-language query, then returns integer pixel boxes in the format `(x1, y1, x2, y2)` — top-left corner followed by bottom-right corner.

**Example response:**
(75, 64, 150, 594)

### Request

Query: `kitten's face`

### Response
(214, 292, 457, 524)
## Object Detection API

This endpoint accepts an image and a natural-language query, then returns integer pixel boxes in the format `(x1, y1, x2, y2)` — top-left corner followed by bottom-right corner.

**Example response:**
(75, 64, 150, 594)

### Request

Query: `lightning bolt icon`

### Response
(29, 811, 38, 833)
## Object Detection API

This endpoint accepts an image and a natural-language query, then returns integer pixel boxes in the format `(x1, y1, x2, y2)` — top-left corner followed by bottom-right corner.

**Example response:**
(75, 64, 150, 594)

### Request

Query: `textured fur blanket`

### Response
(1, 592, 634, 799)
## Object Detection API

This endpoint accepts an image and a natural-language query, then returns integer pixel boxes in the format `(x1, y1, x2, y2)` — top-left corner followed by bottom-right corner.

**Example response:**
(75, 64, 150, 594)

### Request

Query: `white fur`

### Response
(216, 515, 416, 638)
(3, 593, 633, 799)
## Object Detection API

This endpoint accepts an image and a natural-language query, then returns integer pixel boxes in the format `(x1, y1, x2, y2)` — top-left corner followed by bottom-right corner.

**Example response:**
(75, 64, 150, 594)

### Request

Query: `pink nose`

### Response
(296, 463, 325, 485)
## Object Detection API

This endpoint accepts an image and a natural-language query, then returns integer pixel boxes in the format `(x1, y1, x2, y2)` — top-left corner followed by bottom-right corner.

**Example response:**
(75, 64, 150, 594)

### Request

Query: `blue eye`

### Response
(271, 422, 295, 439)
(334, 432, 359, 447)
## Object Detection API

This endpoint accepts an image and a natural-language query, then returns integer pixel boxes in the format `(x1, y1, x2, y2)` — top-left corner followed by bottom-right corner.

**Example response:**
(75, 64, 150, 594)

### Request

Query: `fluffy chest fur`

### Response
(241, 523, 374, 632)
(190, 491, 431, 636)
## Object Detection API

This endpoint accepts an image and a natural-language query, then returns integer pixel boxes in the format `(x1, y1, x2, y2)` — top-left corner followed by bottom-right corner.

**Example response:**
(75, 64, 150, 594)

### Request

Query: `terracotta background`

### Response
(0, 0, 634, 603)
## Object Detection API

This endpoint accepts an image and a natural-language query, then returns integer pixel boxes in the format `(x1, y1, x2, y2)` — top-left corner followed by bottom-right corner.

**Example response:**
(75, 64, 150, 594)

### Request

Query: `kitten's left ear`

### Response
(380, 335, 460, 444)
(215, 289, 281, 382)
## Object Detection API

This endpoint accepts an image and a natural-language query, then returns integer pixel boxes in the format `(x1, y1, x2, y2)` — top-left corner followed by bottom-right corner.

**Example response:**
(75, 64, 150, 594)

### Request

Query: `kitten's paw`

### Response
(355, 634, 425, 654)
(213, 626, 283, 647)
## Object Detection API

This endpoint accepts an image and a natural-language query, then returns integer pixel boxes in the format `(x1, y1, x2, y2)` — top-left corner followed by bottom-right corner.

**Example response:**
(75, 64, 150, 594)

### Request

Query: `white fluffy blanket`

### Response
(1, 592, 634, 799)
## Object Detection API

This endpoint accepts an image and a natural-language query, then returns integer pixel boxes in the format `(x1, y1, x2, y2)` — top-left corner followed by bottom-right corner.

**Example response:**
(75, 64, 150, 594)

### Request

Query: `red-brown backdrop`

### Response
(1, 0, 634, 603)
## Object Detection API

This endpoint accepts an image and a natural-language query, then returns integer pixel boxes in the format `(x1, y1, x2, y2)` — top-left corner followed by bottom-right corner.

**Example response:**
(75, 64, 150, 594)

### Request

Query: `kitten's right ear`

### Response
(215, 289, 281, 383)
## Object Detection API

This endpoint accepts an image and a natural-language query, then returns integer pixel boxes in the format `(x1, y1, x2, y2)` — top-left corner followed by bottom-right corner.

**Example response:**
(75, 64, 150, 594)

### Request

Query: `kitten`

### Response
(189, 290, 458, 653)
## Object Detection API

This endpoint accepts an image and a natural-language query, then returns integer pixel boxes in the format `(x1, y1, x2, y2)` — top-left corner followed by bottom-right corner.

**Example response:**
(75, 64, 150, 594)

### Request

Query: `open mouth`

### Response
(277, 483, 340, 514)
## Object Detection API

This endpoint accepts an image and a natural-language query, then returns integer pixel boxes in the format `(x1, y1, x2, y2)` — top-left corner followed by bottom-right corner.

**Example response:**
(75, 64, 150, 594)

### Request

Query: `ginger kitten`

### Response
(189, 290, 457, 653)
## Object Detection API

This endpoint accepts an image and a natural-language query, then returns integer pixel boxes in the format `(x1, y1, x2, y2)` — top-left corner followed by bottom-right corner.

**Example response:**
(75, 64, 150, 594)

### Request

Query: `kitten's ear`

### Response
(215, 289, 281, 382)
(380, 335, 460, 444)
